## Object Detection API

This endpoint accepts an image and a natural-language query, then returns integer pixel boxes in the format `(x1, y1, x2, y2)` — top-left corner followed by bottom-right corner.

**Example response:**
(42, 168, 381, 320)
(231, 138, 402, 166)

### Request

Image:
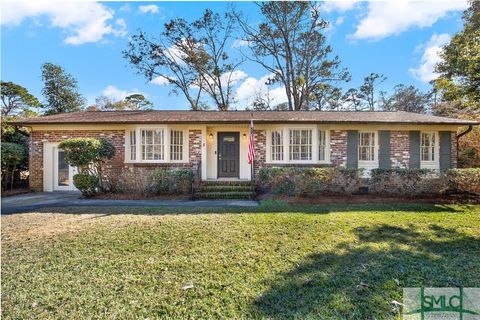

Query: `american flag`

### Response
(247, 118, 255, 164)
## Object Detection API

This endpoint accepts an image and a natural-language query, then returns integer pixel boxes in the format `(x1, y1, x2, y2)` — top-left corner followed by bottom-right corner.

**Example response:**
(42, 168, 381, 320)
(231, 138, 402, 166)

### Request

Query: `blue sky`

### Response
(1, 1, 468, 110)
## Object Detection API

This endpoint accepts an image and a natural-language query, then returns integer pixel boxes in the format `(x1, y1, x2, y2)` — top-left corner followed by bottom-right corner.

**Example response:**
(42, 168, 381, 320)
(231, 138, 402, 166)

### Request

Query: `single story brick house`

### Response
(14, 110, 478, 192)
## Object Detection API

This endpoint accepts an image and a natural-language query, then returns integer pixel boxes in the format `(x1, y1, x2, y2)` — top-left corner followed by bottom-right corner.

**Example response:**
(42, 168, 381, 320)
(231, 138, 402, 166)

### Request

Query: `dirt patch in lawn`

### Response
(1, 213, 162, 243)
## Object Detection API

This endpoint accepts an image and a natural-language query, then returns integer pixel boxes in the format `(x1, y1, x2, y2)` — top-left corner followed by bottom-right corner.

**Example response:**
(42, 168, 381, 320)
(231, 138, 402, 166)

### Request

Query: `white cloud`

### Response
(322, 1, 360, 13)
(235, 74, 287, 108)
(102, 85, 141, 101)
(0, 1, 127, 45)
(119, 4, 131, 12)
(232, 39, 250, 49)
(139, 5, 160, 14)
(409, 33, 451, 82)
(151, 76, 171, 86)
(221, 70, 248, 87)
(351, 1, 467, 41)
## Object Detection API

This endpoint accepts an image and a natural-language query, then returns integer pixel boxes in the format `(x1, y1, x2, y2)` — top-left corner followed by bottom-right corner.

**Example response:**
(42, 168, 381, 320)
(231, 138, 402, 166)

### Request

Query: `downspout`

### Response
(455, 125, 473, 167)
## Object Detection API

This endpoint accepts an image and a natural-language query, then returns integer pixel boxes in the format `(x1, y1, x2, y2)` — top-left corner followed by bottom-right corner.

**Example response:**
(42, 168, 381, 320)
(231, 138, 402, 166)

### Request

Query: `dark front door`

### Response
(217, 132, 240, 178)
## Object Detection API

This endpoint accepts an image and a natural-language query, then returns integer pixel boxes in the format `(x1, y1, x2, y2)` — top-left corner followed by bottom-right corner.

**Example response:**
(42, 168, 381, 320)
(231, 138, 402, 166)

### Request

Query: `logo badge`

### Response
(403, 288, 480, 319)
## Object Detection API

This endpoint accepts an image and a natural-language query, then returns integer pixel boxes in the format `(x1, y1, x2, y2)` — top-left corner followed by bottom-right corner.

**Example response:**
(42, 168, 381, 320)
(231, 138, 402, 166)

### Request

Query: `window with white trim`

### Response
(421, 132, 435, 161)
(130, 131, 136, 161)
(289, 129, 312, 161)
(319, 130, 326, 161)
(170, 130, 184, 161)
(270, 130, 283, 161)
(141, 129, 164, 160)
(358, 132, 375, 161)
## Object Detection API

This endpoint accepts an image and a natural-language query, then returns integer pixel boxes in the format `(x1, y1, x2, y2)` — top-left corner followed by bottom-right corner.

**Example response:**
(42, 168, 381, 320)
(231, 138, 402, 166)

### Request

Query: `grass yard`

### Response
(2, 201, 480, 319)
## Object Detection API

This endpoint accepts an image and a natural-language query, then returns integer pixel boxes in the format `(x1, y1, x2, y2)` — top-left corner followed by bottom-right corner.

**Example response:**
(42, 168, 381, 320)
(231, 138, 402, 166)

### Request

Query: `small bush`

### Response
(444, 168, 480, 194)
(149, 168, 194, 195)
(1, 142, 26, 190)
(1, 142, 25, 168)
(369, 169, 442, 196)
(73, 173, 99, 197)
(257, 167, 363, 196)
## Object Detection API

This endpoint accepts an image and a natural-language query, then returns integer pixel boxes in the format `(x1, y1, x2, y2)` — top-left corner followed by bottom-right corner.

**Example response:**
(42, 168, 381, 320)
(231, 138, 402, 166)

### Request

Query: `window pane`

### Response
(358, 132, 375, 161)
(130, 131, 136, 161)
(421, 132, 435, 161)
(289, 129, 312, 161)
(57, 150, 69, 186)
(319, 130, 326, 161)
(170, 130, 183, 161)
(271, 131, 283, 161)
(141, 129, 164, 160)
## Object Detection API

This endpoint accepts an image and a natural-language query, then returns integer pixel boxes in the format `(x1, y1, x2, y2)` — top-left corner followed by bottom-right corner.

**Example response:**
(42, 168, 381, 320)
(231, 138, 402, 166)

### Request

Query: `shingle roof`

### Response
(11, 110, 479, 125)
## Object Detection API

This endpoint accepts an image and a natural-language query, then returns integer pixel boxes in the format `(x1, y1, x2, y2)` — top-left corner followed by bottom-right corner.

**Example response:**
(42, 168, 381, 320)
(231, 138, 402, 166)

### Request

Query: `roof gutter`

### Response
(456, 125, 474, 167)
(456, 124, 473, 139)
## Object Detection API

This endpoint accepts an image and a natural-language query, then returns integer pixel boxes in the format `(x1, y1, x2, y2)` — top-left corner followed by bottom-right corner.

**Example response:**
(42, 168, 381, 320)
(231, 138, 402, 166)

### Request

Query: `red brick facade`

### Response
(390, 131, 410, 169)
(29, 127, 458, 191)
(253, 130, 266, 180)
(330, 130, 348, 167)
(29, 130, 126, 191)
(29, 129, 203, 191)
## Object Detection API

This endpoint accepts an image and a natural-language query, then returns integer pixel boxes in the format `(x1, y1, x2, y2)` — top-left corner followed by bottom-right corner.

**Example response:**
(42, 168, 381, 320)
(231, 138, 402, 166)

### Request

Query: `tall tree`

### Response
(343, 88, 364, 111)
(124, 10, 242, 111)
(0, 81, 40, 176)
(124, 94, 153, 110)
(41, 63, 86, 115)
(236, 2, 350, 111)
(310, 84, 343, 111)
(124, 30, 204, 110)
(93, 94, 154, 111)
(379, 84, 432, 113)
(434, 0, 479, 112)
(1, 81, 41, 118)
(359, 73, 387, 110)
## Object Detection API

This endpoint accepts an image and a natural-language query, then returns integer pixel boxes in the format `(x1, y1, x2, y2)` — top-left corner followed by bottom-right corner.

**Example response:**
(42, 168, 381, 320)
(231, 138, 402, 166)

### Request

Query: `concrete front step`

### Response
(195, 180, 255, 200)
(199, 185, 253, 192)
(195, 191, 255, 200)
(201, 180, 252, 187)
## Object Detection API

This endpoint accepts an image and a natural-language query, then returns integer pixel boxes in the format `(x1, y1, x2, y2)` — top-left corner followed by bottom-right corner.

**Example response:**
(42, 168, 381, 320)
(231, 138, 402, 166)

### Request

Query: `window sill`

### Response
(265, 161, 332, 165)
(124, 160, 189, 164)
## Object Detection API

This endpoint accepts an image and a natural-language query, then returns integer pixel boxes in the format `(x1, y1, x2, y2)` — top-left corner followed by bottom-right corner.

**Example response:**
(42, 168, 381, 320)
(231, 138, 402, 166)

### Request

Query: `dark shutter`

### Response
(346, 130, 358, 169)
(378, 130, 391, 169)
(439, 131, 452, 171)
(409, 131, 421, 169)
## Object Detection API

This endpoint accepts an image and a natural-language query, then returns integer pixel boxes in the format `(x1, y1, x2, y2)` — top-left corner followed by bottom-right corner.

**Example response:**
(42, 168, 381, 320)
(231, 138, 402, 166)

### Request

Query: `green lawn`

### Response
(2, 201, 480, 319)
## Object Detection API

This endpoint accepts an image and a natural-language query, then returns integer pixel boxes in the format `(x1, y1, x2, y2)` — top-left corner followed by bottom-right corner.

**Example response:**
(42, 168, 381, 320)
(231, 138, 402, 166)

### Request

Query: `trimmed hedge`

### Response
(257, 167, 363, 196)
(149, 169, 194, 195)
(257, 167, 480, 197)
(369, 168, 442, 196)
(445, 168, 480, 194)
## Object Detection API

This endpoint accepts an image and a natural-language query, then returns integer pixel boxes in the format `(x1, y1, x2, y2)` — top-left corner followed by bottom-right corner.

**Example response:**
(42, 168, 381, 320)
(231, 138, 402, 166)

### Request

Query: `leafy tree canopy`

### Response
(41, 63, 86, 115)
(434, 0, 479, 112)
(236, 1, 350, 110)
(1, 81, 41, 118)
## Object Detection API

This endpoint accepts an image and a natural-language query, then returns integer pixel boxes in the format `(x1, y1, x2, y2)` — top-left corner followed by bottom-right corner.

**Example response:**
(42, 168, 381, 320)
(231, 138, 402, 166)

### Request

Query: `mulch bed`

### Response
(258, 192, 480, 205)
(1, 188, 31, 198)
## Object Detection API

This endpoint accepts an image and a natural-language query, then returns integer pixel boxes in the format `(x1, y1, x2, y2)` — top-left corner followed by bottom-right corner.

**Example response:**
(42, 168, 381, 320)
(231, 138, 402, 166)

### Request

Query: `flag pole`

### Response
(250, 112, 254, 188)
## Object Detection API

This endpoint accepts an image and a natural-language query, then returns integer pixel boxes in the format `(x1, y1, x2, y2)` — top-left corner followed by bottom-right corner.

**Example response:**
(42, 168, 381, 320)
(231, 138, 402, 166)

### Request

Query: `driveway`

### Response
(1, 192, 258, 214)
